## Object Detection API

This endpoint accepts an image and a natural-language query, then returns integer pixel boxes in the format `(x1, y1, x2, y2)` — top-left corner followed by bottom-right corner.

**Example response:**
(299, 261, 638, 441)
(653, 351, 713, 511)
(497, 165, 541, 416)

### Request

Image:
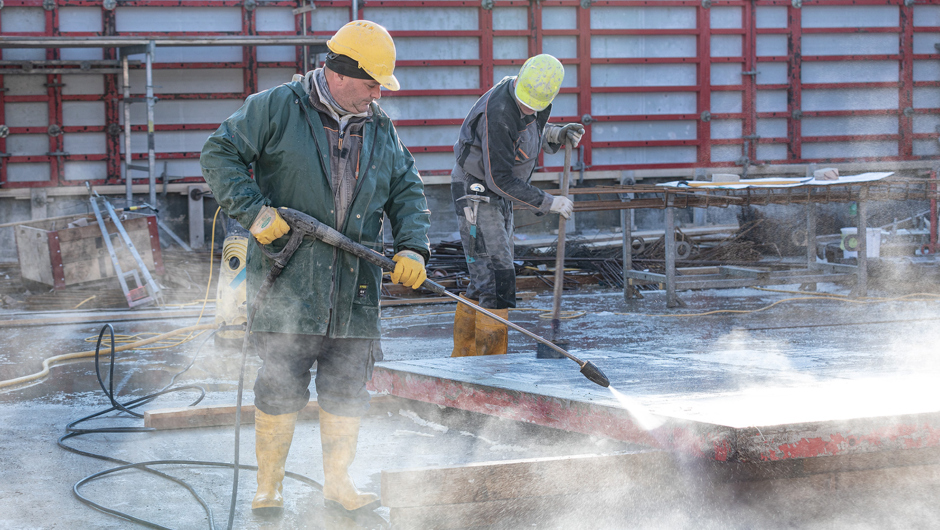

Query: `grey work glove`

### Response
(549, 195, 574, 219)
(546, 123, 585, 148)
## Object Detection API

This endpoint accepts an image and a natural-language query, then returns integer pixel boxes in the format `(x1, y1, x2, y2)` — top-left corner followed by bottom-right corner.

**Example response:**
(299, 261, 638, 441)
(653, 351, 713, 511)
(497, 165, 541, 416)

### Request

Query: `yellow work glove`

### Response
(391, 250, 427, 289)
(249, 205, 290, 245)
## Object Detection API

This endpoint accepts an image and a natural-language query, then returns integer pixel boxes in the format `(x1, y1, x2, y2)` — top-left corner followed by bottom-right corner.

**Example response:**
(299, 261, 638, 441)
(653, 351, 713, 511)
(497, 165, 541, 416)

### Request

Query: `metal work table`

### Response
(558, 172, 940, 307)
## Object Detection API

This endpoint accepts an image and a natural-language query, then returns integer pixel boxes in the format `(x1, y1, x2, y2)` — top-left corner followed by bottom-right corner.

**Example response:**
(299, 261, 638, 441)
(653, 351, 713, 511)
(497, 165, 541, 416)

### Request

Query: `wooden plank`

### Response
(143, 394, 401, 430)
(14, 225, 53, 285)
(381, 451, 674, 509)
(676, 266, 720, 276)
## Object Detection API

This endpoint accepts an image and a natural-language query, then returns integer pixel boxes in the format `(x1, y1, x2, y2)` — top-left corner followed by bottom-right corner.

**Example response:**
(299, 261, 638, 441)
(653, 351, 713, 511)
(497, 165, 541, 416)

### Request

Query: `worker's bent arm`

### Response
(200, 92, 272, 230)
(384, 124, 432, 263)
(480, 94, 553, 215)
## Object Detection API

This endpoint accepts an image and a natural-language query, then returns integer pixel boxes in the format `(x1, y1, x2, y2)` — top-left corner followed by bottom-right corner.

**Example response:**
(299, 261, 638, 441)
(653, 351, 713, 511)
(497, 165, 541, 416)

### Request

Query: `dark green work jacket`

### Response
(200, 80, 431, 338)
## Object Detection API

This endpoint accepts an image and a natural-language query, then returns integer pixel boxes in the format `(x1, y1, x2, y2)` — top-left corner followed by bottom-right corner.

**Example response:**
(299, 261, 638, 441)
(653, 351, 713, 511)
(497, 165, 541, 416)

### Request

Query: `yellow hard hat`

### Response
(514, 54, 564, 112)
(327, 20, 400, 91)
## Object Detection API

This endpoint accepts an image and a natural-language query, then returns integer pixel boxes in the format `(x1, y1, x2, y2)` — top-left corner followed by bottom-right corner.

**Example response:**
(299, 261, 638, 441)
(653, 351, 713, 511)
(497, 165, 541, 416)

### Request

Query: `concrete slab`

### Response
(371, 287, 940, 464)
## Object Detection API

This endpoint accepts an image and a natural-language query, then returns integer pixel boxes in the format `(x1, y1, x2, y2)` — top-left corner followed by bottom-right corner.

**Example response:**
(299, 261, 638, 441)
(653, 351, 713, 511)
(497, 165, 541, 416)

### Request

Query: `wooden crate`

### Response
(14, 213, 164, 290)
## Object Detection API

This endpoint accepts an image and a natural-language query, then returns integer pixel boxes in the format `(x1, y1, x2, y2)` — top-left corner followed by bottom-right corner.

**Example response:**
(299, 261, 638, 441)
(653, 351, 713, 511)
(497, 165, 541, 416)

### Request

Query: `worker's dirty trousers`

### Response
(252, 332, 382, 417)
(451, 180, 517, 311)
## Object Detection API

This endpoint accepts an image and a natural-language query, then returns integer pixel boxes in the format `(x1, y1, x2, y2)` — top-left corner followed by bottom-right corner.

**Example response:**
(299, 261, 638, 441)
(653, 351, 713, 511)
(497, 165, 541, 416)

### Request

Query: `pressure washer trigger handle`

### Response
(257, 226, 305, 271)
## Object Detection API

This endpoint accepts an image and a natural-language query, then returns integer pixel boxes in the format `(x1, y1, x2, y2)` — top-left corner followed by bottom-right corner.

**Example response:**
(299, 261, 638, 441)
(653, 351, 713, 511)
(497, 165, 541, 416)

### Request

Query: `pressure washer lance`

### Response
(271, 207, 610, 388)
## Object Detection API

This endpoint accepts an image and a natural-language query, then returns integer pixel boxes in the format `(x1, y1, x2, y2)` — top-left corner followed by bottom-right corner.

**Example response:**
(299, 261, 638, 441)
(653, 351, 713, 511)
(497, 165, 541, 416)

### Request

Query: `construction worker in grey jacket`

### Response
(450, 54, 583, 357)
(200, 21, 430, 517)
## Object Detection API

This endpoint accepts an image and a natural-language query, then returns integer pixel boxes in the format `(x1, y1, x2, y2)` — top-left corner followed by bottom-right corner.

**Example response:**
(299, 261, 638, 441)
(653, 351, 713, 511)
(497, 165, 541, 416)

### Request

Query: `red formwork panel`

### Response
(0, 0, 938, 188)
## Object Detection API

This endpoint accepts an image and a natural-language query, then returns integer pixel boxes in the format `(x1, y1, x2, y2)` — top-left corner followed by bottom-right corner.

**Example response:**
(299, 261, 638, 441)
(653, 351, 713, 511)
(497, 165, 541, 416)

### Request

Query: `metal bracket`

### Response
(42, 0, 55, 10)
(902, 107, 915, 117)
(791, 0, 801, 7)
(292, 4, 315, 13)
(700, 111, 711, 122)
(742, 70, 759, 76)
(107, 123, 121, 136)
(792, 109, 803, 120)
(244, 0, 256, 10)
(103, 0, 116, 9)
(481, 0, 494, 9)
(580, 0, 591, 8)
(47, 124, 63, 137)
(581, 113, 593, 124)
(701, 0, 711, 7)
(0, 125, 8, 138)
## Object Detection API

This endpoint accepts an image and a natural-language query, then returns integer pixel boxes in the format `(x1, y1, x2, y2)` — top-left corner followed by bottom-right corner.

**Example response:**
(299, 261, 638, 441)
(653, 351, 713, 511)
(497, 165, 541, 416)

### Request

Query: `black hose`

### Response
(59, 323, 329, 529)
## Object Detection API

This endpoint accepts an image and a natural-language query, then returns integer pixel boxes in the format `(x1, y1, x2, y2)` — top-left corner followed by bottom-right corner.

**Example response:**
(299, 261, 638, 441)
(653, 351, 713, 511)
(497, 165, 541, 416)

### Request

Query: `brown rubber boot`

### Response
(252, 409, 298, 515)
(451, 294, 478, 357)
(319, 408, 381, 514)
(475, 308, 509, 356)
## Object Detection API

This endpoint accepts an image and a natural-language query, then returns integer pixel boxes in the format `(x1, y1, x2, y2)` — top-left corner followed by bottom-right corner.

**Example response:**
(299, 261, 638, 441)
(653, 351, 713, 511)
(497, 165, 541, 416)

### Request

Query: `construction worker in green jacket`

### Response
(200, 20, 430, 517)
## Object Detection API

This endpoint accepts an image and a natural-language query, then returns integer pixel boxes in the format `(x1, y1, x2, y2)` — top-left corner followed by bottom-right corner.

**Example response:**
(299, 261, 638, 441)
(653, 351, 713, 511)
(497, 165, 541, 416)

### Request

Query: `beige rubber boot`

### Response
(319, 408, 381, 514)
(475, 308, 509, 356)
(451, 294, 478, 357)
(251, 409, 298, 515)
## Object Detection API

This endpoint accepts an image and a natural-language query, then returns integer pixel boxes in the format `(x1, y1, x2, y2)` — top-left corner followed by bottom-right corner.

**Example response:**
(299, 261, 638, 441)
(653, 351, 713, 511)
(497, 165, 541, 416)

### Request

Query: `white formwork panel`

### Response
(551, 94, 578, 117)
(594, 120, 697, 142)
(543, 36, 578, 60)
(365, 7, 478, 31)
(756, 34, 787, 57)
(590, 6, 696, 29)
(128, 69, 244, 94)
(396, 37, 479, 61)
(712, 145, 742, 163)
(712, 35, 743, 58)
(379, 96, 480, 121)
(493, 7, 527, 30)
(64, 161, 108, 182)
(397, 125, 462, 147)
(126, 99, 244, 126)
(755, 63, 787, 85)
(412, 153, 456, 172)
(712, 92, 743, 114)
(592, 35, 697, 59)
(63, 102, 106, 127)
(757, 144, 787, 161)
(914, 115, 940, 135)
(711, 120, 743, 140)
(493, 37, 528, 60)
(118, 159, 204, 181)
(592, 146, 697, 166)
(59, 7, 103, 32)
(915, 5, 940, 26)
(7, 163, 51, 183)
(5, 102, 48, 127)
(63, 133, 107, 155)
(309, 8, 352, 33)
(914, 88, 940, 110)
(594, 64, 697, 87)
(258, 46, 296, 63)
(258, 68, 296, 91)
(802, 61, 899, 84)
(256, 7, 295, 32)
(802, 34, 899, 56)
(756, 91, 786, 113)
(121, 130, 215, 154)
(802, 6, 899, 28)
(394, 66, 479, 91)
(6, 135, 48, 156)
(2, 48, 44, 61)
(756, 119, 787, 139)
(154, 47, 243, 64)
(62, 75, 105, 96)
(60, 48, 105, 61)
(4, 77, 47, 97)
(542, 6, 577, 30)
(756, 6, 787, 29)
(711, 6, 742, 29)
(802, 116, 899, 137)
(592, 92, 697, 116)
(914, 33, 940, 55)
(1, 7, 44, 32)
(115, 7, 243, 32)
(712, 64, 744, 86)
(914, 141, 940, 157)
(802, 88, 898, 112)
(802, 141, 898, 159)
